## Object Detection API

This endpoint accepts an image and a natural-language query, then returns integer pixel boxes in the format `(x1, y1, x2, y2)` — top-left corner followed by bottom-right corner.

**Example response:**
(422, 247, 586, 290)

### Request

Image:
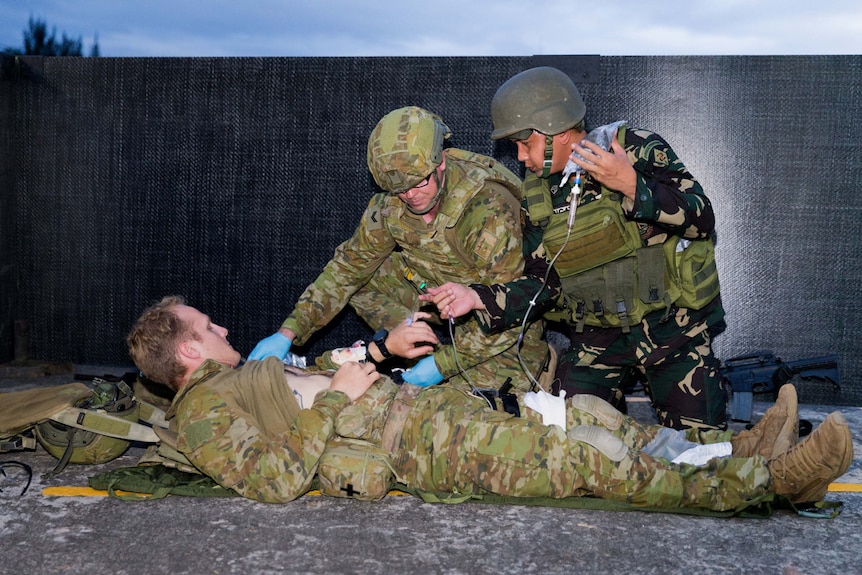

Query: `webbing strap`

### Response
(44, 428, 78, 479)
(523, 175, 551, 227)
(50, 407, 159, 443)
(0, 435, 36, 451)
(137, 401, 168, 428)
(606, 261, 632, 334)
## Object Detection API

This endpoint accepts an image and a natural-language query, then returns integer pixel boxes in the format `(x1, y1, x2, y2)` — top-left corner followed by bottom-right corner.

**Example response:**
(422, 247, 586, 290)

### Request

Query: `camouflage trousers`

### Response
(392, 386, 769, 512)
(555, 305, 727, 431)
(349, 253, 548, 394)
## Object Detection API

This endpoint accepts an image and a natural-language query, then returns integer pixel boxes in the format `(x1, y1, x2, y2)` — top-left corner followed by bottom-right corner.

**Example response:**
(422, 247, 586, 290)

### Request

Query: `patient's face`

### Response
(175, 305, 242, 368)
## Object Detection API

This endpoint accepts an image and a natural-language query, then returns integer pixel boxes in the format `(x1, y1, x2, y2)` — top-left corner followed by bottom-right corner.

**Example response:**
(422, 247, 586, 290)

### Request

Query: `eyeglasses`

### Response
(507, 128, 535, 143)
(414, 173, 433, 189)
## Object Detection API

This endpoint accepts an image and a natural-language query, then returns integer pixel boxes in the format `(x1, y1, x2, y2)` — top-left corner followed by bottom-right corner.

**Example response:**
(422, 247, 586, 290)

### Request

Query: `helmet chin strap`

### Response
(405, 168, 445, 215)
(541, 134, 554, 179)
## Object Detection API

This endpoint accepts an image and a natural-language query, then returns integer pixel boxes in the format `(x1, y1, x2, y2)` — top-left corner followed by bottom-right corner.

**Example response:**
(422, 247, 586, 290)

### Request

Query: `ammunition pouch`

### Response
(665, 236, 720, 310)
(560, 244, 671, 332)
(540, 193, 642, 277)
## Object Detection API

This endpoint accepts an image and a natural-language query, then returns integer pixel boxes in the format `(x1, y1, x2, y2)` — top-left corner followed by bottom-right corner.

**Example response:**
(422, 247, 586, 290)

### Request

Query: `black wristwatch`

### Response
(371, 329, 392, 360)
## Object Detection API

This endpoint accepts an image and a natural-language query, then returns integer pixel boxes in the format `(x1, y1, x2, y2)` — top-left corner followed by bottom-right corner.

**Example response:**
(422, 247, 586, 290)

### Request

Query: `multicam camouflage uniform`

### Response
(472, 127, 727, 430)
(169, 357, 770, 510)
(281, 148, 548, 393)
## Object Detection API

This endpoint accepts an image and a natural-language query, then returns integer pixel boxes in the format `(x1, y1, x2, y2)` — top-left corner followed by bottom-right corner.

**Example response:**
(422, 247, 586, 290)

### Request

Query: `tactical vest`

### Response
(525, 171, 719, 332)
(383, 148, 523, 287)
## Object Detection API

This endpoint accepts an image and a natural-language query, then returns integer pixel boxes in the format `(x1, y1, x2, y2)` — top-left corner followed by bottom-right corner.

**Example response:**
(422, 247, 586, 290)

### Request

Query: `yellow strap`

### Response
(828, 483, 862, 492)
(42, 486, 138, 497)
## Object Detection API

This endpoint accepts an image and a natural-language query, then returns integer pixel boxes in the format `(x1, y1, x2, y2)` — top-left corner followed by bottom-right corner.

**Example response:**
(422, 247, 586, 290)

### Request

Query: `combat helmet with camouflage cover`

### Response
(34, 378, 155, 476)
(490, 66, 586, 141)
(367, 106, 451, 198)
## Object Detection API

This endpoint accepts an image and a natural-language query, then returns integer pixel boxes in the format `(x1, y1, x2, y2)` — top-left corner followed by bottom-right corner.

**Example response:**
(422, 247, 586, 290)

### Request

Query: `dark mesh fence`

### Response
(2, 55, 860, 405)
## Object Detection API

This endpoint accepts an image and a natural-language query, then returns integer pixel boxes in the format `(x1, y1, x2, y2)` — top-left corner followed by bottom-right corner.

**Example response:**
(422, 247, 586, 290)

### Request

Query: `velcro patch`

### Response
(182, 419, 219, 450)
(475, 229, 499, 263)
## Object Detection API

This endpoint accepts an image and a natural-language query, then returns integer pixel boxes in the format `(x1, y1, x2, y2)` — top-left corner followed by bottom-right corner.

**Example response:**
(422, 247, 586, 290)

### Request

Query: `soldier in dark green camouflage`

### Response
(423, 67, 728, 430)
(248, 106, 548, 396)
(127, 297, 853, 509)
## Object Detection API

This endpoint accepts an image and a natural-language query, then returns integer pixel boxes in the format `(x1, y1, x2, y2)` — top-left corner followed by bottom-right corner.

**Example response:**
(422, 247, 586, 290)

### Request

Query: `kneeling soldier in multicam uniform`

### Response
(247, 105, 548, 395)
(127, 296, 853, 511)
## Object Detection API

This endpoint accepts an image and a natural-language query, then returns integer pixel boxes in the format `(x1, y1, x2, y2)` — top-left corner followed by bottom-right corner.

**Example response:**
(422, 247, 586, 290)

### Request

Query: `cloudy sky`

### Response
(2, 0, 862, 57)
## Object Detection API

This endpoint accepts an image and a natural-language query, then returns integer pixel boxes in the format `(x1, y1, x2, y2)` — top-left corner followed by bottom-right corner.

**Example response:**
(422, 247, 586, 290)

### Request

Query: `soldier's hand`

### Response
(570, 138, 637, 200)
(401, 355, 444, 387)
(388, 312, 438, 359)
(330, 361, 380, 402)
(248, 330, 292, 361)
(422, 283, 484, 320)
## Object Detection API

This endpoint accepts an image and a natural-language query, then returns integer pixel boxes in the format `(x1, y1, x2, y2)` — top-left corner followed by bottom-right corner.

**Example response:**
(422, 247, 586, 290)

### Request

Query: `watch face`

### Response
(373, 329, 388, 343)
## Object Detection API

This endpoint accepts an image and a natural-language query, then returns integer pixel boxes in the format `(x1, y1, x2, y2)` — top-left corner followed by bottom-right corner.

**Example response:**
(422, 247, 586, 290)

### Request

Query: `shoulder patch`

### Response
(182, 418, 219, 450)
(367, 206, 384, 231)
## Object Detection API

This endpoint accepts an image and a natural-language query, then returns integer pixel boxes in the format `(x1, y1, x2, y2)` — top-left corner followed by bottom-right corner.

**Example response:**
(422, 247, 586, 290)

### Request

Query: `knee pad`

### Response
(571, 394, 624, 431)
(568, 425, 628, 462)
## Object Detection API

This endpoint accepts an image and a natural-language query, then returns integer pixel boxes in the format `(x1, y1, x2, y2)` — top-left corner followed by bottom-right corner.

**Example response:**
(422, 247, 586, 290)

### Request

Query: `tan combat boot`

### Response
(768, 411, 853, 504)
(731, 384, 799, 460)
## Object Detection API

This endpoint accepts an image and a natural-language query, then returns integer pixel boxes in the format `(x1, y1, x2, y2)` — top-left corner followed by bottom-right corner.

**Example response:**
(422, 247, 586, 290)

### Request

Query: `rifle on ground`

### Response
(719, 350, 840, 421)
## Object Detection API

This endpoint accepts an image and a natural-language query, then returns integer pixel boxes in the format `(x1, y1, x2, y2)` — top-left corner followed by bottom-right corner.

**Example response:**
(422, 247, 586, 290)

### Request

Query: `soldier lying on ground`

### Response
(127, 295, 853, 509)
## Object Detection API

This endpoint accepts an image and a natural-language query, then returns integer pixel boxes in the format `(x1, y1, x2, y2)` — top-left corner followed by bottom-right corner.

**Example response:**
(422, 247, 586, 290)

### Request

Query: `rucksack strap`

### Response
(49, 406, 160, 443)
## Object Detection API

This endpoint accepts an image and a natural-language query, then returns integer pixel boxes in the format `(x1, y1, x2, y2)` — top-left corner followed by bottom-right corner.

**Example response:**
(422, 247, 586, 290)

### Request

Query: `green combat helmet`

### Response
(367, 106, 451, 201)
(35, 380, 144, 477)
(490, 66, 586, 141)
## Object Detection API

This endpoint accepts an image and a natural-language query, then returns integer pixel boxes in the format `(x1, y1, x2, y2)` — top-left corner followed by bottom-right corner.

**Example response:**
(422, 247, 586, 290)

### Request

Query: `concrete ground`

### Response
(1, 366, 860, 575)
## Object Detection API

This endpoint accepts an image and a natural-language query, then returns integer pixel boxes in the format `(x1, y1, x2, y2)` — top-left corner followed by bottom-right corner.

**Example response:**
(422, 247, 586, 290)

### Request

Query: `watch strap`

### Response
(372, 329, 392, 360)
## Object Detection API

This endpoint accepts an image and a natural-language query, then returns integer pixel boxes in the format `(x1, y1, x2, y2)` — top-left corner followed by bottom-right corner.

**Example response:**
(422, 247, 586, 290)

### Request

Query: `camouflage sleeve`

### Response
(177, 386, 350, 503)
(282, 194, 396, 345)
(451, 182, 525, 282)
(471, 206, 562, 333)
(621, 128, 715, 239)
(432, 184, 536, 377)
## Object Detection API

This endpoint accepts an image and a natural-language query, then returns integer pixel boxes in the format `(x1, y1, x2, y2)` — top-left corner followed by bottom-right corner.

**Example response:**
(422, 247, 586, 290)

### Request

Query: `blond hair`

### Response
(127, 295, 197, 391)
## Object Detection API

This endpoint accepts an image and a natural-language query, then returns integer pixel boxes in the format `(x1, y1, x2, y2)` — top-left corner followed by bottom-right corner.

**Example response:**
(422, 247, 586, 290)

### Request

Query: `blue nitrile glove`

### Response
(401, 355, 444, 387)
(248, 331, 292, 361)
